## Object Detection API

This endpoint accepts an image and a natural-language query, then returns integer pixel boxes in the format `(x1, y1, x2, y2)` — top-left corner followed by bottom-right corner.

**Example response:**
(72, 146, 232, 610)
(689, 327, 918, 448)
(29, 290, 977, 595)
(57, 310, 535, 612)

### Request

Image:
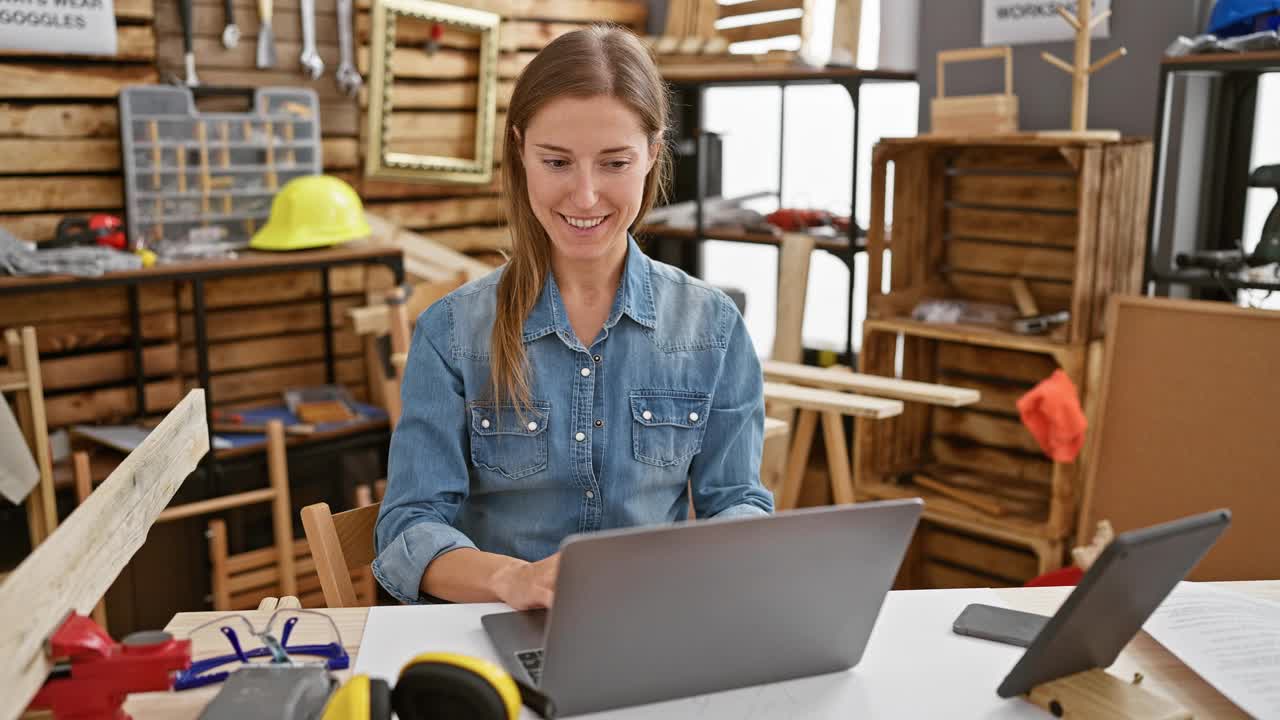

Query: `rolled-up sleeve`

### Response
(689, 296, 774, 519)
(373, 299, 478, 603)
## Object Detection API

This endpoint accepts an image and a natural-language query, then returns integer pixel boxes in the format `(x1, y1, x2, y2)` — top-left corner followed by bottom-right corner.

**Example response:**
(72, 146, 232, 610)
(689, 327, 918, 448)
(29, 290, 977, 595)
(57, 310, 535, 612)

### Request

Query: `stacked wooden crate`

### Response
(857, 135, 1152, 587)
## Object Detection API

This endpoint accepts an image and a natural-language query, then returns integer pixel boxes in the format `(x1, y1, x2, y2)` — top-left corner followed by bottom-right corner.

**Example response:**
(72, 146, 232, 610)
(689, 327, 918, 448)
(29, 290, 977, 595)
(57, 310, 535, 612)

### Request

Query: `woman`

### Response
(373, 25, 773, 610)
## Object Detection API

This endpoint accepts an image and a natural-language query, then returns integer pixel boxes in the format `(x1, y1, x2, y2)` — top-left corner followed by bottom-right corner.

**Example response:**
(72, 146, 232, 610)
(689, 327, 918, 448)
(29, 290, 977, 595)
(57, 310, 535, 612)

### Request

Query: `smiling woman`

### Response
(373, 25, 774, 611)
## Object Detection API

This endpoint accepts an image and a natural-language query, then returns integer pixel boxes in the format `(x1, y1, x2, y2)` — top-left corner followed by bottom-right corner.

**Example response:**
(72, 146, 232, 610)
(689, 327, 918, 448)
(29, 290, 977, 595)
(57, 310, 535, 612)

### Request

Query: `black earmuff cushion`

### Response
(392, 661, 510, 720)
(369, 677, 392, 720)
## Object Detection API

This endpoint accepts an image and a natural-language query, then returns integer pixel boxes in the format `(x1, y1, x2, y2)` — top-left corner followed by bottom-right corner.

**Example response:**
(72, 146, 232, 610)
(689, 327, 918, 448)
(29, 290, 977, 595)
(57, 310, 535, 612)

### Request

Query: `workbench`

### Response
(123, 581, 1279, 718)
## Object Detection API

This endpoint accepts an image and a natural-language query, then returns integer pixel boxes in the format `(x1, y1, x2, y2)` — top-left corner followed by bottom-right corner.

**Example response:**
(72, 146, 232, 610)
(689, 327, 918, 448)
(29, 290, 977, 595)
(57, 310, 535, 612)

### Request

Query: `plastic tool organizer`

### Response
(118, 85, 323, 253)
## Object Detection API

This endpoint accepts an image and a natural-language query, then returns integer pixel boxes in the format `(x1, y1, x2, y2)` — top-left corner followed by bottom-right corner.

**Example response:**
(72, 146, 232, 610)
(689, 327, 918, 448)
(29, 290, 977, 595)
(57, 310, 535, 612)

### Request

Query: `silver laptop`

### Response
(482, 499, 923, 717)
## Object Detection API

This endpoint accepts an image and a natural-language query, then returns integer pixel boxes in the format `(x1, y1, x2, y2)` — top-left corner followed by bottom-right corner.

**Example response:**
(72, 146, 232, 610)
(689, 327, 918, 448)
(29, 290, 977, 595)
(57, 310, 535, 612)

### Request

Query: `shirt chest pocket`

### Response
(630, 390, 712, 467)
(469, 401, 550, 480)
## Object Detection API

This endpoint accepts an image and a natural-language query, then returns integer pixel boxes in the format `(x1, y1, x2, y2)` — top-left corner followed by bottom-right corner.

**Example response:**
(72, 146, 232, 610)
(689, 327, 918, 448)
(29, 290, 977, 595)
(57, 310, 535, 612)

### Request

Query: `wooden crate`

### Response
(855, 320, 1103, 574)
(866, 136, 1153, 345)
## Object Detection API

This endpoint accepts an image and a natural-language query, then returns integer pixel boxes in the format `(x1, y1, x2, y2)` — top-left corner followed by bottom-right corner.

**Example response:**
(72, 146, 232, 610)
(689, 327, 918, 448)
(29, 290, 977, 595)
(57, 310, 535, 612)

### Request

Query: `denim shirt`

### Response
(373, 235, 774, 603)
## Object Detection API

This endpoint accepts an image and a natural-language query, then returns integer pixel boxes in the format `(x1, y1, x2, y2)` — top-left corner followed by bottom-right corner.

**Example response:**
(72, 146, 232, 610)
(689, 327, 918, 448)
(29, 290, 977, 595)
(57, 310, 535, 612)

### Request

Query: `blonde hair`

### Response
(492, 25, 672, 411)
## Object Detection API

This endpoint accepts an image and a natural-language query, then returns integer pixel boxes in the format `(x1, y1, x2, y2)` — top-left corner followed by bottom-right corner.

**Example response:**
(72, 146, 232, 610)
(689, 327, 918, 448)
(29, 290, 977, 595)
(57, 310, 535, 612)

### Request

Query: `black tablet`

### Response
(996, 509, 1231, 697)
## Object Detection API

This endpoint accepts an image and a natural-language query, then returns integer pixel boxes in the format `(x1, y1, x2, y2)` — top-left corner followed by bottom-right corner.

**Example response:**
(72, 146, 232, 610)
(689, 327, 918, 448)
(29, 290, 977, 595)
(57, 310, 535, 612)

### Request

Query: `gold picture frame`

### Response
(365, 0, 501, 184)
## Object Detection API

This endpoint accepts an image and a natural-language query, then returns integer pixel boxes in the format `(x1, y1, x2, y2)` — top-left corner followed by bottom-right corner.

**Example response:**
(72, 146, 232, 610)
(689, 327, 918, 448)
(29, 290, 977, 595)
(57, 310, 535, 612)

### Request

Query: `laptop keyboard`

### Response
(516, 648, 544, 683)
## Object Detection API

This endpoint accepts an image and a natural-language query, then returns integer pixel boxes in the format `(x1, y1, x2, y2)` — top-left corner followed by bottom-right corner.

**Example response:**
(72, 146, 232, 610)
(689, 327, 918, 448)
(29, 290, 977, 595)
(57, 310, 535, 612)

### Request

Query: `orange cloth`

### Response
(1016, 369, 1087, 463)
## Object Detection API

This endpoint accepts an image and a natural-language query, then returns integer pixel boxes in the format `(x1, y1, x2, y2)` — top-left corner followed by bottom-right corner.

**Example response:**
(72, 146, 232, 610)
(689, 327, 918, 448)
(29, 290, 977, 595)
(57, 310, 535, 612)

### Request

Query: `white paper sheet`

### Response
(355, 588, 1047, 718)
(1144, 582, 1280, 719)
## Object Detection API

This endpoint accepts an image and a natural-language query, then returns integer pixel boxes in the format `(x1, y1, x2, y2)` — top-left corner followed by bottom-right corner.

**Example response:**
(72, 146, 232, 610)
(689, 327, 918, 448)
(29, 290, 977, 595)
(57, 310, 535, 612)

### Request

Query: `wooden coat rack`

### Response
(1040, 0, 1126, 138)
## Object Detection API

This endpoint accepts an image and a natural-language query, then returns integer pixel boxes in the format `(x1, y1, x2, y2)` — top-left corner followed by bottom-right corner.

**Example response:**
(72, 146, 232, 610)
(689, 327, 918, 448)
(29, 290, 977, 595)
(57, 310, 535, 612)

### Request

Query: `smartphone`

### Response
(952, 603, 1050, 648)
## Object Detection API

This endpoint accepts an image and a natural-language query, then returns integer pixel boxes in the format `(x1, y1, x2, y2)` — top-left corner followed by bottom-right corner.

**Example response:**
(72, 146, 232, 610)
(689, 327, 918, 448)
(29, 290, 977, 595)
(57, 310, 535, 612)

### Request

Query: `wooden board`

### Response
(0, 391, 206, 718)
(1079, 296, 1280, 581)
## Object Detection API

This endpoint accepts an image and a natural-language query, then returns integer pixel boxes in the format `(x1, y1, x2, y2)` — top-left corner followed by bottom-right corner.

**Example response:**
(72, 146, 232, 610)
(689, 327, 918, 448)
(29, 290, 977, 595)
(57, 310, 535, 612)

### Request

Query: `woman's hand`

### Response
(490, 553, 560, 610)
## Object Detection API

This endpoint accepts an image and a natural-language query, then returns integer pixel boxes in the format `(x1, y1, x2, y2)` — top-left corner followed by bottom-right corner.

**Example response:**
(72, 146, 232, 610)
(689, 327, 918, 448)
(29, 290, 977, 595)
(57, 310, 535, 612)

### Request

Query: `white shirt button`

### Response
(642, 410, 652, 421)
(575, 431, 586, 442)
(689, 412, 700, 422)
(527, 421, 538, 432)
(481, 418, 490, 429)
(586, 490, 594, 499)
(580, 367, 591, 377)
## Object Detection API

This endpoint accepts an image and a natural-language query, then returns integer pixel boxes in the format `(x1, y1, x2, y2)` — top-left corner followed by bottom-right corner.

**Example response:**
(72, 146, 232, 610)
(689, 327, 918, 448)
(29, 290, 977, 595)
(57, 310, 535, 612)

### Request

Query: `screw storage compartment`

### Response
(119, 86, 323, 254)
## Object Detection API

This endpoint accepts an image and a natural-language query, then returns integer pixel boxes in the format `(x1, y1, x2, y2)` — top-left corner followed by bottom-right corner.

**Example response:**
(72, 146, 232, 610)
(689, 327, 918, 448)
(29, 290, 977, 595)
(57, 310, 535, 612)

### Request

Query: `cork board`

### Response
(1079, 296, 1280, 581)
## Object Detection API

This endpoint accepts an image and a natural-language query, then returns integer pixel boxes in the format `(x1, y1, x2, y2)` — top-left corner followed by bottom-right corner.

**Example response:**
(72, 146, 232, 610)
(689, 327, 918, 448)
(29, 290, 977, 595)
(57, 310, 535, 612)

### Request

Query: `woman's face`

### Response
(519, 94, 658, 265)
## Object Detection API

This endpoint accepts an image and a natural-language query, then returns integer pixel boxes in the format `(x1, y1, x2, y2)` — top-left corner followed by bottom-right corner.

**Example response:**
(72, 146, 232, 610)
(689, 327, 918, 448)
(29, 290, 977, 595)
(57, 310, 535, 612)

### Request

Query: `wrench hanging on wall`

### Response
(221, 0, 240, 49)
(299, 0, 325, 79)
(177, 0, 199, 85)
(335, 0, 362, 96)
(256, 0, 277, 68)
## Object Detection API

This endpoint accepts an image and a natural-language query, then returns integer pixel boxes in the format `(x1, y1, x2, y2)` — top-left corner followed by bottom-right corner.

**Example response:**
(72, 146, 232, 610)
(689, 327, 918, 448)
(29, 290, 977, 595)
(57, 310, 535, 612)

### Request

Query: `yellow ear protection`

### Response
(322, 652, 550, 720)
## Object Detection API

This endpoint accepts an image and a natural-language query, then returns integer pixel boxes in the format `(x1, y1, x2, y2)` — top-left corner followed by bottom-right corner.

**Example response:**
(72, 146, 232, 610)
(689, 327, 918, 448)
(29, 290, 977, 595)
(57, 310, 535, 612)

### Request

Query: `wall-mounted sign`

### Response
(982, 0, 1111, 46)
(0, 0, 118, 56)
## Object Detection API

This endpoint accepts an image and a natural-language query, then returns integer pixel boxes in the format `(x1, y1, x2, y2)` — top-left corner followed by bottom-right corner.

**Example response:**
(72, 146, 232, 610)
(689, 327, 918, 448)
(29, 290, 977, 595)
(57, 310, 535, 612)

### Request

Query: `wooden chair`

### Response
(2, 327, 57, 548)
(301, 500, 381, 608)
(72, 419, 300, 621)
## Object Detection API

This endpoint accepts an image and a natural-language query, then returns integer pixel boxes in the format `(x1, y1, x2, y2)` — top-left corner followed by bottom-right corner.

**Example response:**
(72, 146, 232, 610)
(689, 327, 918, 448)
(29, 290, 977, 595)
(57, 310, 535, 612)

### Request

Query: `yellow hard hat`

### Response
(251, 175, 371, 251)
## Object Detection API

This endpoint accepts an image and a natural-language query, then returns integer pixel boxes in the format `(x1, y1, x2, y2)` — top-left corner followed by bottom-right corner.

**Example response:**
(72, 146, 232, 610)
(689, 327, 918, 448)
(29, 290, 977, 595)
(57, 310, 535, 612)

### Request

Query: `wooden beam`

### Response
(0, 104, 118, 139)
(0, 177, 121, 213)
(0, 64, 156, 99)
(44, 380, 184, 428)
(41, 344, 179, 392)
(763, 381, 902, 419)
(353, 0, 647, 25)
(763, 361, 979, 407)
(375, 80, 515, 111)
(0, 390, 207, 719)
(0, 139, 121, 174)
(365, 197, 506, 233)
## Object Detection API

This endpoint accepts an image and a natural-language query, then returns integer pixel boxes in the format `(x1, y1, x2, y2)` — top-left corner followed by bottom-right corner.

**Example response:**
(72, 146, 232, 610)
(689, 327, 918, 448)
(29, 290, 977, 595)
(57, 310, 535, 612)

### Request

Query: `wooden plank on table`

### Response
(0, 104, 118, 138)
(935, 341, 1059, 385)
(0, 64, 156, 99)
(204, 357, 365, 403)
(921, 528, 1038, 582)
(367, 196, 505, 231)
(932, 406, 1042, 456)
(0, 285, 174, 326)
(947, 146, 1076, 173)
(0, 177, 121, 212)
(0, 314, 177, 360)
(949, 175, 1078, 211)
(946, 239, 1076, 282)
(930, 435, 1053, 486)
(377, 80, 515, 110)
(179, 298, 360, 343)
(762, 382, 903, 419)
(41, 344, 180, 392)
(176, 267, 368, 310)
(354, 0, 647, 24)
(0, 27, 154, 61)
(179, 332, 363, 374)
(718, 0, 803, 18)
(719, 18, 804, 44)
(762, 360, 978, 407)
(0, 139, 120, 174)
(944, 271, 1073, 312)
(0, 391, 206, 719)
(947, 207, 1078, 248)
(44, 379, 184, 429)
